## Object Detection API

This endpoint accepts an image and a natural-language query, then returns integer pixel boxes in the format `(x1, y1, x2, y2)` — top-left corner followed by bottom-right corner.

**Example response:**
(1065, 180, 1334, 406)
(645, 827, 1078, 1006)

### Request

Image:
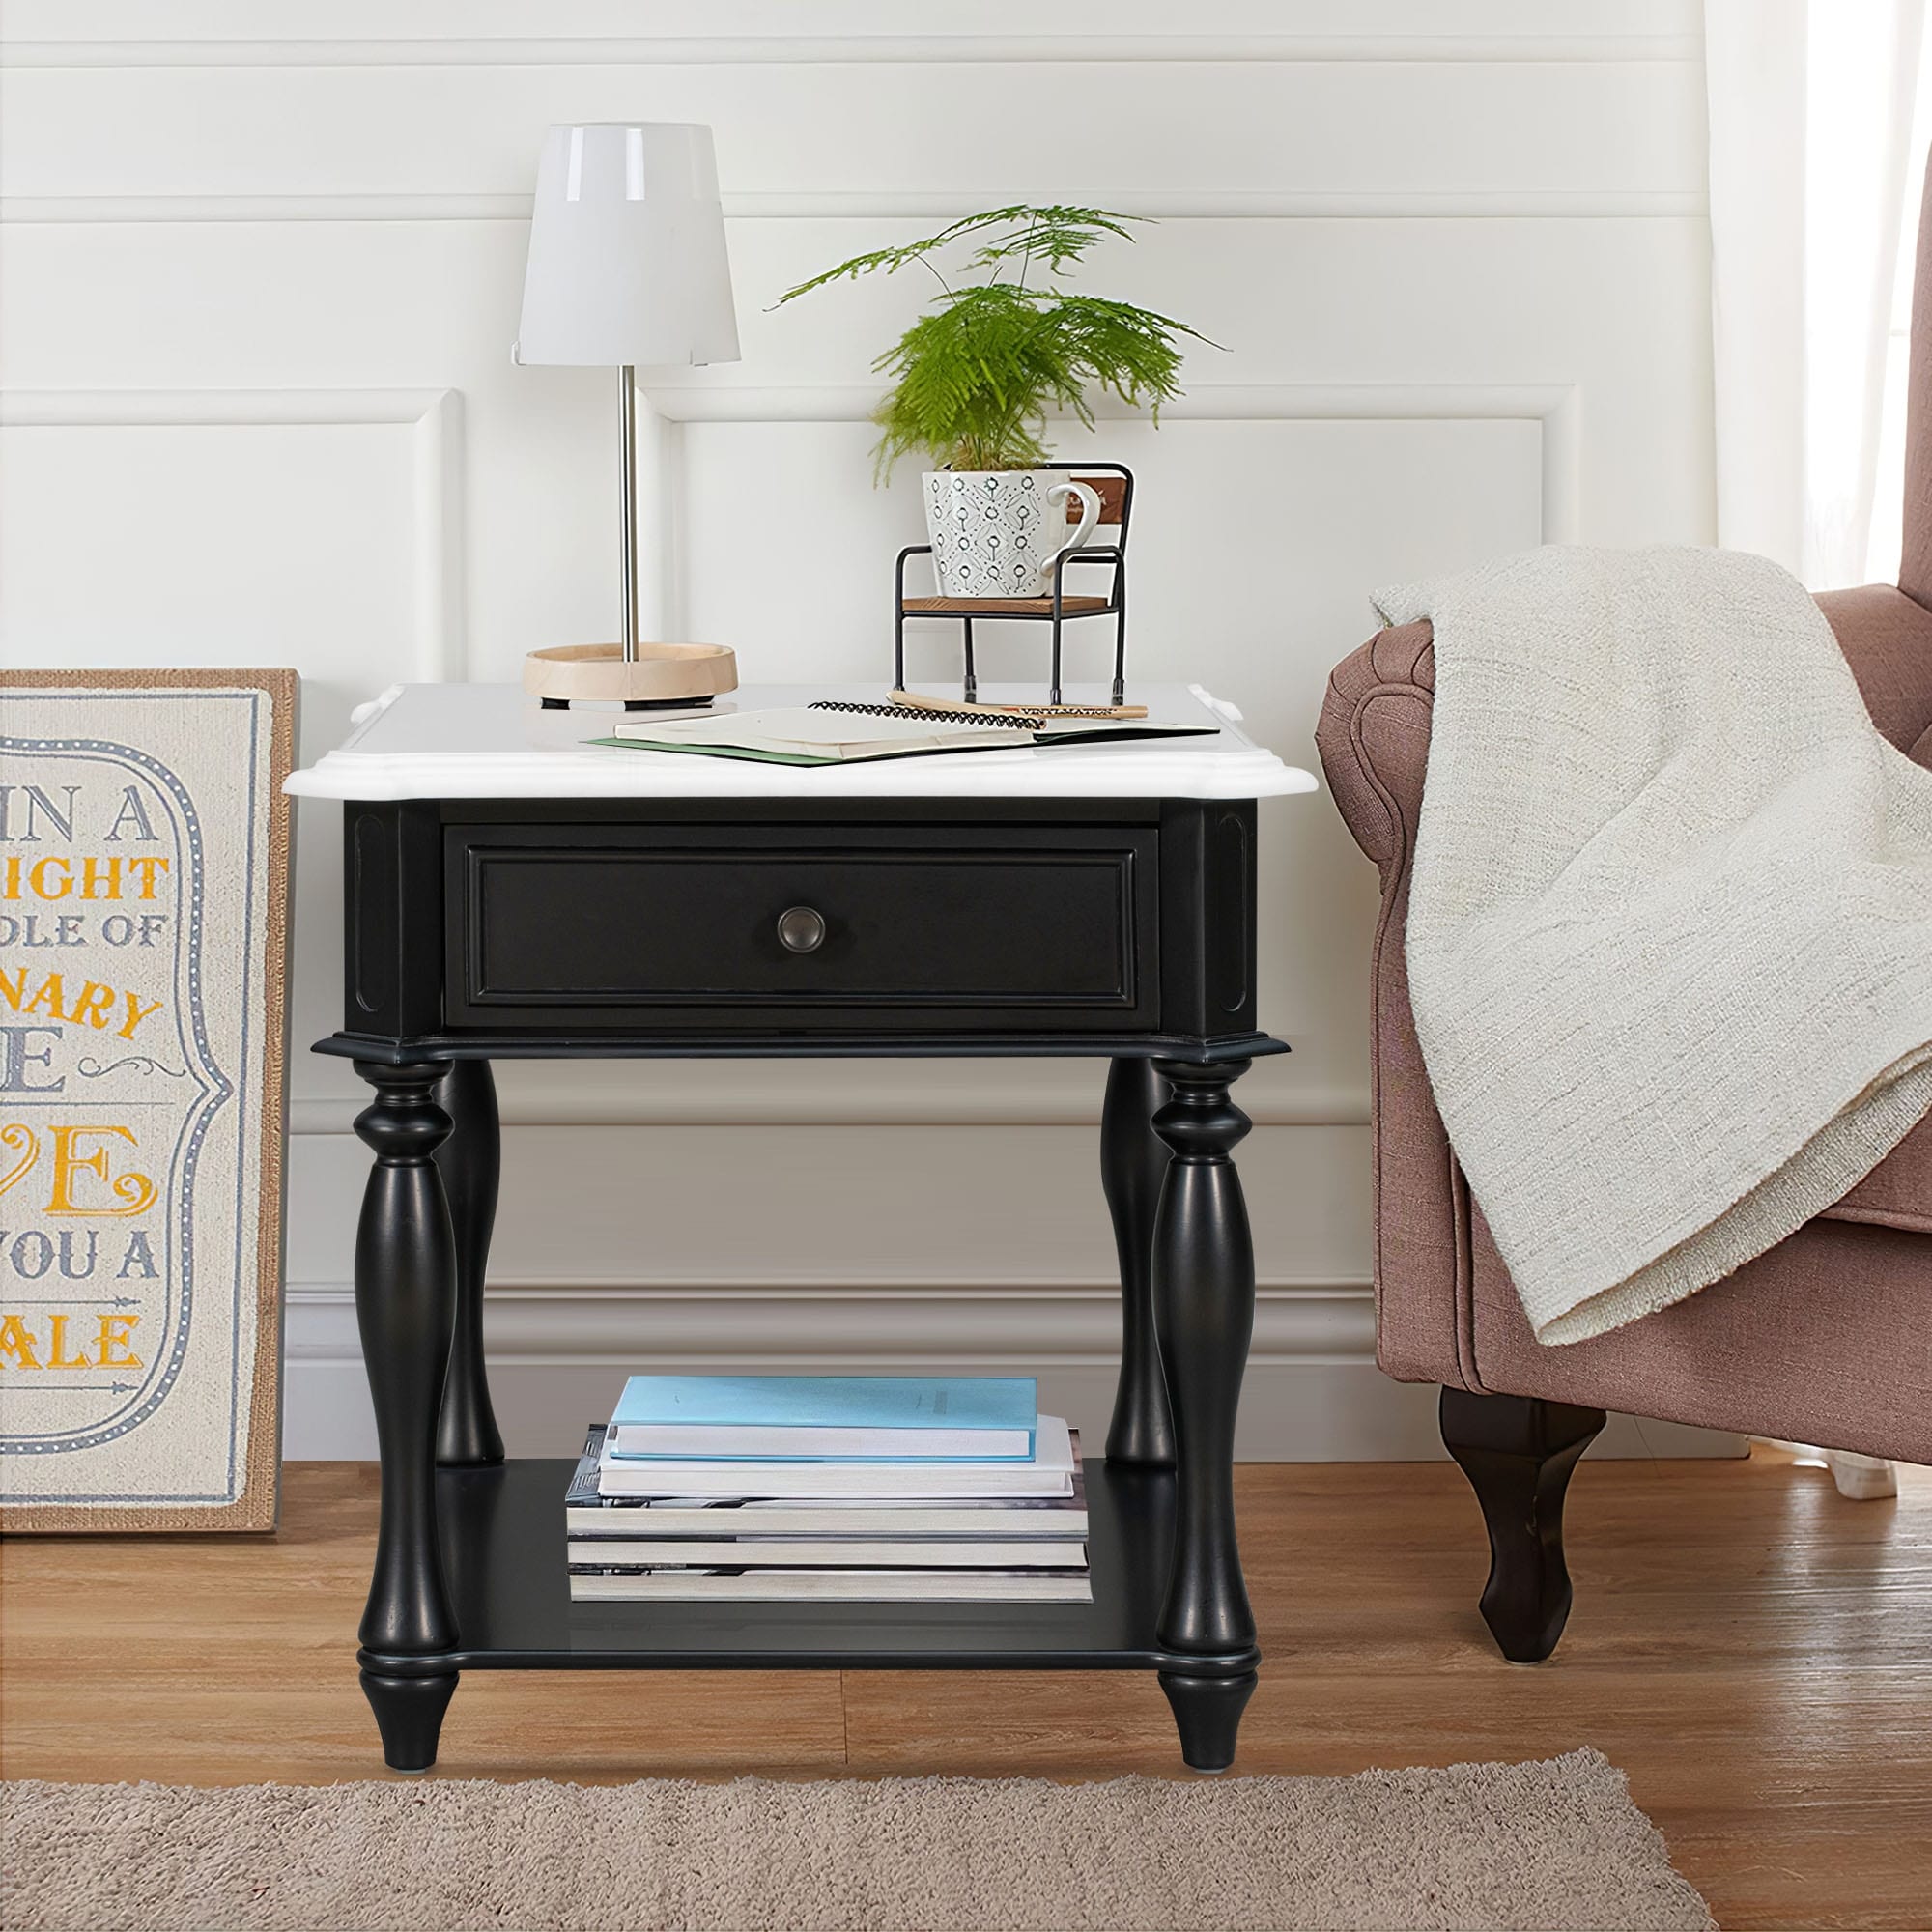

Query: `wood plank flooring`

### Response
(4, 1447, 1927, 1930)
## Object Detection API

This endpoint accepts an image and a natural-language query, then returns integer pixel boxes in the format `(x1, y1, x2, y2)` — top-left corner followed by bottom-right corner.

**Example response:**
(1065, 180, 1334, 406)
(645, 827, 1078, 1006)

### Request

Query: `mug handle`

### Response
(1037, 480, 1101, 594)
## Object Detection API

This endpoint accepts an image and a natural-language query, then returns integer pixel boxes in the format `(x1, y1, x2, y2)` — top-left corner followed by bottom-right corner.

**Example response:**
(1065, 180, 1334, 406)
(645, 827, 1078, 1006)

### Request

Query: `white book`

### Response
(594, 1413, 1076, 1499)
(568, 1568, 1094, 1603)
(564, 1431, 1089, 1538)
(566, 1497, 1091, 1537)
(562, 1538, 1088, 1569)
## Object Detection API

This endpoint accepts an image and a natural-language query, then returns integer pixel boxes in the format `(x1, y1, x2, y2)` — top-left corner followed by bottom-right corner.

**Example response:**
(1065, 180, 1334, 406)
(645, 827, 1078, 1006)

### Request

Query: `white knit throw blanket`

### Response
(1378, 546, 1932, 1346)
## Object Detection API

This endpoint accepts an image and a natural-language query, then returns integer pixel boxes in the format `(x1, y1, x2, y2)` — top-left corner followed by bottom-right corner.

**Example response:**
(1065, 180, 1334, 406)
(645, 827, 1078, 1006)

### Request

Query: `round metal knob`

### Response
(777, 905, 827, 954)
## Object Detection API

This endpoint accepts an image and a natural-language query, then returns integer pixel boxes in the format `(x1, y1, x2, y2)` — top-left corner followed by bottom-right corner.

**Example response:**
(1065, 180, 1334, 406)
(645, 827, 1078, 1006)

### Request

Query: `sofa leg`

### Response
(1823, 1449, 1897, 1500)
(1439, 1387, 1605, 1663)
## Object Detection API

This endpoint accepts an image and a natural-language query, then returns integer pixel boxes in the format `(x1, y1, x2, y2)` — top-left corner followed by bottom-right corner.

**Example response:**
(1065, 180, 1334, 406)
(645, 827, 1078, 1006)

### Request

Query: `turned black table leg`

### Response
(434, 1059, 504, 1467)
(353, 1058, 462, 1772)
(1440, 1387, 1605, 1663)
(1149, 1056, 1259, 1771)
(1101, 1056, 1175, 1467)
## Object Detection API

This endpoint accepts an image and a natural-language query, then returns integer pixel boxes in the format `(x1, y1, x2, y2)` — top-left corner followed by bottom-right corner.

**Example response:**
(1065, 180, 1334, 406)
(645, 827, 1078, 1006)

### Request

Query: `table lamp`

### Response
(514, 122, 742, 709)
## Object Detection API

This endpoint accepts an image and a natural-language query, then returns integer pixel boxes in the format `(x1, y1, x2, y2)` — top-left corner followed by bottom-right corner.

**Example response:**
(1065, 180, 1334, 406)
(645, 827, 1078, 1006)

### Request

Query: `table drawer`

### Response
(443, 824, 1158, 1030)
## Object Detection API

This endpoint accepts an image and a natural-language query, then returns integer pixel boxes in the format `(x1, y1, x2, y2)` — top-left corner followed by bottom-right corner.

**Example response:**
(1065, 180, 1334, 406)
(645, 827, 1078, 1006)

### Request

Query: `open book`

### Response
(590, 700, 1212, 767)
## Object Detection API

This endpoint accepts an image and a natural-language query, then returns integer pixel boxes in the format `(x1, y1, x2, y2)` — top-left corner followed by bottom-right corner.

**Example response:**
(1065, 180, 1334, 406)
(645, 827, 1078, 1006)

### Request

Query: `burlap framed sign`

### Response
(0, 670, 295, 1531)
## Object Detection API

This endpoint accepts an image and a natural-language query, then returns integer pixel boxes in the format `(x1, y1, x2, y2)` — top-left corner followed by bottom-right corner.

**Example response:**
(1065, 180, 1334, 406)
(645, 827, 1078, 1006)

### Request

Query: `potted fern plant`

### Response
(776, 205, 1208, 600)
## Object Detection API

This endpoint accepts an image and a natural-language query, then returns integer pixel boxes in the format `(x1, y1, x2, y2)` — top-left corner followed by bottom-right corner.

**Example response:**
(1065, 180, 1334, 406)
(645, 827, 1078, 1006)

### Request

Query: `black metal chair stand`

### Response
(895, 462, 1134, 706)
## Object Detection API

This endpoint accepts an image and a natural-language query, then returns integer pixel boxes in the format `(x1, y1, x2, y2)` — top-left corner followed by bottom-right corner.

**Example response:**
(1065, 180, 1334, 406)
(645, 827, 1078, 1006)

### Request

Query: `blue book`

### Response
(606, 1375, 1037, 1463)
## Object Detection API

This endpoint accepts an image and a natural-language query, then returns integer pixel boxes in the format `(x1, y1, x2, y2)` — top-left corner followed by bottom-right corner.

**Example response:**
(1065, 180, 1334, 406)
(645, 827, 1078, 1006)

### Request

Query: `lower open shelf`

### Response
(434, 1455, 1192, 1672)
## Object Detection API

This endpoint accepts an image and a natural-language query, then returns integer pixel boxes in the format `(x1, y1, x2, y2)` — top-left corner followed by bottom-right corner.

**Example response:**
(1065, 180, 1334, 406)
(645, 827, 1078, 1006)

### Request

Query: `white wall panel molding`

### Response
(0, 190, 1708, 224)
(285, 1279, 1378, 1361)
(0, 387, 466, 679)
(278, 1277, 1738, 1463)
(284, 1082, 1373, 1137)
(0, 384, 453, 429)
(0, 0, 1703, 45)
(646, 381, 1583, 549)
(0, 38, 1701, 71)
(644, 378, 1575, 425)
(0, 62, 1704, 205)
(280, 1277, 1401, 1462)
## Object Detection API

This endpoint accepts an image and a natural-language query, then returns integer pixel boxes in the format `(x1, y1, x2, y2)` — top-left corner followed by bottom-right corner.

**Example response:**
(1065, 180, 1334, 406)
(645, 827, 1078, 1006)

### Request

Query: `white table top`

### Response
(286, 683, 1318, 803)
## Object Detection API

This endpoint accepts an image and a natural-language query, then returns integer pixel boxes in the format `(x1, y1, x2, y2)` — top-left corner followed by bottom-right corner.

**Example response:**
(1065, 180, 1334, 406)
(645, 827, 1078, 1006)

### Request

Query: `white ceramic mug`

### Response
(922, 471, 1102, 599)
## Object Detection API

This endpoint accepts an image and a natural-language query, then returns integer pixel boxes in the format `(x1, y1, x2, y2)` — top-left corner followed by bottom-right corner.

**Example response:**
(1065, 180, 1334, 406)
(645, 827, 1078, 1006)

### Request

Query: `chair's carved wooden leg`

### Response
(1440, 1386, 1604, 1663)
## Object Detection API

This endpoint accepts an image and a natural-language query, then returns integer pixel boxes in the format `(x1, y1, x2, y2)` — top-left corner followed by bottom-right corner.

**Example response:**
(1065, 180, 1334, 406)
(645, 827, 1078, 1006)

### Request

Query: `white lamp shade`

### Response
(514, 123, 740, 368)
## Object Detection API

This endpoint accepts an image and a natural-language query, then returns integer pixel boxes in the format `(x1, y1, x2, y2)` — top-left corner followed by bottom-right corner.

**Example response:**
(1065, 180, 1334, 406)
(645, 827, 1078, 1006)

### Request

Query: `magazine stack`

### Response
(565, 1375, 1090, 1602)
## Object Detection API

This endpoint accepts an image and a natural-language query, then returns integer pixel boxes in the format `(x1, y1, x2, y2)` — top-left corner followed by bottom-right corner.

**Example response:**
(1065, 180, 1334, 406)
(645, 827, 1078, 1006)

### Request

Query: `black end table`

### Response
(290, 681, 1315, 1773)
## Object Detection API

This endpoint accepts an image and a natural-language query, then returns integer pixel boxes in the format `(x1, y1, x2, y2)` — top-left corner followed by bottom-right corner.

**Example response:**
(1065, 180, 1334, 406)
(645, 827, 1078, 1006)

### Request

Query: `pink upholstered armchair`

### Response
(1315, 202, 1932, 1668)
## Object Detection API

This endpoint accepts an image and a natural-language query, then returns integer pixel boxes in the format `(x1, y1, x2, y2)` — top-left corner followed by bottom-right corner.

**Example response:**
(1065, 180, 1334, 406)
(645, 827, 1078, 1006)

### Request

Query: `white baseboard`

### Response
(281, 1281, 1743, 1463)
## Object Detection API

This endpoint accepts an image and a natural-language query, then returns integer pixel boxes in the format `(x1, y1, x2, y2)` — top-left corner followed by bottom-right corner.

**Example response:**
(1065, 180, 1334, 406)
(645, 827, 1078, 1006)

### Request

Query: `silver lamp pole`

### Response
(618, 364, 639, 662)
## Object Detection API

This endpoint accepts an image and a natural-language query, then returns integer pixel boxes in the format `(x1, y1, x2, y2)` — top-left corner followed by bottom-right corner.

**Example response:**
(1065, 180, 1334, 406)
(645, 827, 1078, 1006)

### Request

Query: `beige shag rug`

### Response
(1, 1749, 1713, 1932)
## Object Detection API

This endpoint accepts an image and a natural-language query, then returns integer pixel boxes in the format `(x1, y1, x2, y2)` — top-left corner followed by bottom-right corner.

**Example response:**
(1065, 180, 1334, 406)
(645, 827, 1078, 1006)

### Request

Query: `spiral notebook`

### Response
(590, 700, 1212, 767)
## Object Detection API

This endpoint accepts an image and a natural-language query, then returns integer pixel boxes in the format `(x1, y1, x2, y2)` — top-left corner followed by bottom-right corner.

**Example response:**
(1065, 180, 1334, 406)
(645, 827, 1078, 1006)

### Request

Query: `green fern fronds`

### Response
(774, 206, 1215, 476)
(773, 206, 1142, 304)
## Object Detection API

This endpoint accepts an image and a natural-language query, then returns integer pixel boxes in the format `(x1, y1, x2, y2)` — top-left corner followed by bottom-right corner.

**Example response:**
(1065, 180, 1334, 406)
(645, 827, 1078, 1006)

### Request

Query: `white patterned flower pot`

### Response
(922, 470, 1101, 599)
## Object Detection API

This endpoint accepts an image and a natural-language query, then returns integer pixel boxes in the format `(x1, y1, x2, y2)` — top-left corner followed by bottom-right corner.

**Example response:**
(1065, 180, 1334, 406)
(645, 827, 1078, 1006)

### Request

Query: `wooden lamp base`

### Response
(524, 642, 739, 711)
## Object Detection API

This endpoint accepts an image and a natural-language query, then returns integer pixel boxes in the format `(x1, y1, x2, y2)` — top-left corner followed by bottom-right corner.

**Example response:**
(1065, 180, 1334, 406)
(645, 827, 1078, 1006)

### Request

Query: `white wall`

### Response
(0, 1, 1722, 1460)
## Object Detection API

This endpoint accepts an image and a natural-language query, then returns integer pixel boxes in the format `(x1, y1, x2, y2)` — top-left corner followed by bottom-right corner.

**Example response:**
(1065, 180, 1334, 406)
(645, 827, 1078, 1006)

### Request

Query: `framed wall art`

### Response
(0, 669, 296, 1531)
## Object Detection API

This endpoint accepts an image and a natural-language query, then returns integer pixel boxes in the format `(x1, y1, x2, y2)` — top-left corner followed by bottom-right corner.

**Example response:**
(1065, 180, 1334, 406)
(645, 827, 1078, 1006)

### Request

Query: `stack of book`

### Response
(565, 1375, 1090, 1603)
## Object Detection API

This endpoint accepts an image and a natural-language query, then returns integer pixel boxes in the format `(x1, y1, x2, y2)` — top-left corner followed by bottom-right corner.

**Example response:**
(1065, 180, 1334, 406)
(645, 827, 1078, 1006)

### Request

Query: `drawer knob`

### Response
(776, 905, 827, 954)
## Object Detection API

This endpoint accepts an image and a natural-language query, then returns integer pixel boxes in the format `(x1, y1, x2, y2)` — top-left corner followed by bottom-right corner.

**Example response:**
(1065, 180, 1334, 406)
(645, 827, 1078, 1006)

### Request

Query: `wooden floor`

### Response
(4, 1447, 1927, 1930)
